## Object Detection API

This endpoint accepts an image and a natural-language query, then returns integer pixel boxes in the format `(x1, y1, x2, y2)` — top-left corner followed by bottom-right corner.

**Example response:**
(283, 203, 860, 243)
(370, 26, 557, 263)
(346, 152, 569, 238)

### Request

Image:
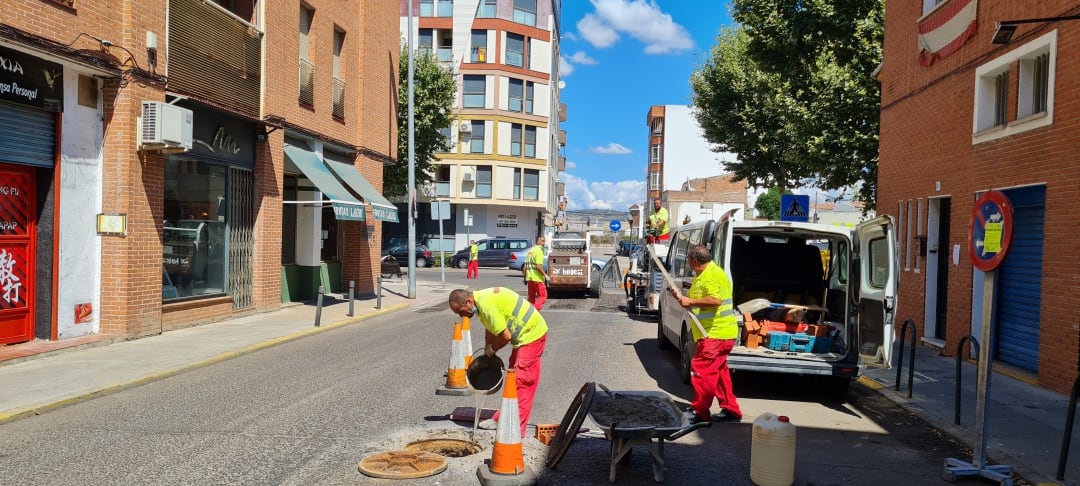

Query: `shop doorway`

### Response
(0, 164, 36, 345)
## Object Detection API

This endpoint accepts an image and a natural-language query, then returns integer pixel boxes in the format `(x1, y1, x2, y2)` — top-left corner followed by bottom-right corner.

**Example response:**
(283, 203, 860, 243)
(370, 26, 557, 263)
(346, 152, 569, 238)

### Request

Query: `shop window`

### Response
(163, 159, 229, 300)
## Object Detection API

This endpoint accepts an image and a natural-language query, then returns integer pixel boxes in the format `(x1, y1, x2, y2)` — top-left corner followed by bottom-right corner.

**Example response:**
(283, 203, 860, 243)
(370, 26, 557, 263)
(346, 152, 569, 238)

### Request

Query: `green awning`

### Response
(283, 145, 366, 221)
(324, 159, 400, 222)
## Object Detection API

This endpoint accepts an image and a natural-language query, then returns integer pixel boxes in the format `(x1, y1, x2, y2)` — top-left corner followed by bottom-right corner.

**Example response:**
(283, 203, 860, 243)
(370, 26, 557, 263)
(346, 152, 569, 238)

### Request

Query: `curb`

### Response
(0, 302, 410, 425)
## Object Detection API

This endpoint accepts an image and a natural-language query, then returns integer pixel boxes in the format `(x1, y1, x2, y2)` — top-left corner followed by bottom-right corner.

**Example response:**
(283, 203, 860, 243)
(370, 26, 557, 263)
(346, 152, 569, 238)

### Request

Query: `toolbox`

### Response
(766, 331, 792, 351)
(789, 333, 815, 353)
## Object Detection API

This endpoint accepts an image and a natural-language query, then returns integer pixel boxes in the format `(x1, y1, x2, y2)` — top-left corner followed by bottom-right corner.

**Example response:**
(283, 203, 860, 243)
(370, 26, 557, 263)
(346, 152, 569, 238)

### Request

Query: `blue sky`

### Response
(557, 1, 734, 211)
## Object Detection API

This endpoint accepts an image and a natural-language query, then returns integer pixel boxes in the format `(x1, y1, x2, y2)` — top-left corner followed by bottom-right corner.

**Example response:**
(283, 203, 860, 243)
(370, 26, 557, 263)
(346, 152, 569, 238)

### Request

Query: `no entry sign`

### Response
(968, 190, 1013, 272)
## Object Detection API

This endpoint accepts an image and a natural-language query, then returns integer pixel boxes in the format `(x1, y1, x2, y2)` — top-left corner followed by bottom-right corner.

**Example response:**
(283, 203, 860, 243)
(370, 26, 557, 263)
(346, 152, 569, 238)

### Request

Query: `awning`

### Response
(324, 159, 400, 222)
(283, 146, 366, 221)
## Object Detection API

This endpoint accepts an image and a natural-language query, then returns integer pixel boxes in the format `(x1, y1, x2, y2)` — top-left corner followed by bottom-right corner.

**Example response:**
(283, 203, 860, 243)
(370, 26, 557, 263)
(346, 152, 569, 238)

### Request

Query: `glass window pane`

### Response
(420, 0, 434, 16)
(163, 160, 228, 300)
(438, 0, 453, 17)
(511, 142, 521, 156)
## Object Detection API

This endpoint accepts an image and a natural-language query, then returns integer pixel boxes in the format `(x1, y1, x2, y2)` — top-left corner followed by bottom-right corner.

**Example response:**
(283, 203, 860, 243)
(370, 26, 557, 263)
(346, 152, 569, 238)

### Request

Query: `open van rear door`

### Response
(854, 216, 898, 369)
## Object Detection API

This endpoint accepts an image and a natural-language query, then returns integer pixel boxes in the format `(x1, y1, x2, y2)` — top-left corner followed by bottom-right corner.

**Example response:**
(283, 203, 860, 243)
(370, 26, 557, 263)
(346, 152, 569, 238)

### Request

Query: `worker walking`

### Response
(449, 287, 548, 438)
(646, 198, 670, 243)
(523, 236, 549, 310)
(466, 240, 479, 279)
(674, 244, 742, 424)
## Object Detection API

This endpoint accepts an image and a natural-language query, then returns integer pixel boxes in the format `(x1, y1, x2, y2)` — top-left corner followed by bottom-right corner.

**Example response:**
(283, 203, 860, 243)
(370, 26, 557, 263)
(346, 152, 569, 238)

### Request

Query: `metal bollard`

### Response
(348, 280, 355, 317)
(376, 276, 382, 310)
(894, 318, 917, 398)
(314, 285, 325, 327)
(954, 335, 980, 425)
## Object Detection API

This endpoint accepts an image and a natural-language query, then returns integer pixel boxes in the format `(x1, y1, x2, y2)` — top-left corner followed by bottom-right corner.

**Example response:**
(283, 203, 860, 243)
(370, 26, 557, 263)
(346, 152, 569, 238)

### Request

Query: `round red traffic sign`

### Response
(967, 191, 1013, 272)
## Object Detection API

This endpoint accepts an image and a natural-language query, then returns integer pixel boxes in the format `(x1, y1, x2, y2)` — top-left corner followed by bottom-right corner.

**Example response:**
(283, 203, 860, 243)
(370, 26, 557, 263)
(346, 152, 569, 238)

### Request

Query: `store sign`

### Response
(332, 203, 366, 221)
(497, 213, 518, 228)
(0, 45, 64, 112)
(0, 246, 27, 309)
(186, 105, 255, 166)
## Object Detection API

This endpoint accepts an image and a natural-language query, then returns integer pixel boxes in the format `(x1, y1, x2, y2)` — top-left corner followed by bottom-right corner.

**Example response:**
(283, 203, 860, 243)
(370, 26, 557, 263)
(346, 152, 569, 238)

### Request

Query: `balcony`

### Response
(556, 181, 565, 198)
(434, 181, 451, 198)
(168, 0, 262, 118)
(299, 59, 315, 106)
(558, 130, 566, 146)
(558, 156, 566, 172)
(332, 77, 346, 119)
(437, 47, 453, 63)
(559, 103, 567, 122)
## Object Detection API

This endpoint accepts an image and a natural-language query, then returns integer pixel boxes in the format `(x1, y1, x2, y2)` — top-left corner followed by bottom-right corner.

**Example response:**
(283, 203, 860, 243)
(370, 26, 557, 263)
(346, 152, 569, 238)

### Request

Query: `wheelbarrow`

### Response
(589, 387, 709, 483)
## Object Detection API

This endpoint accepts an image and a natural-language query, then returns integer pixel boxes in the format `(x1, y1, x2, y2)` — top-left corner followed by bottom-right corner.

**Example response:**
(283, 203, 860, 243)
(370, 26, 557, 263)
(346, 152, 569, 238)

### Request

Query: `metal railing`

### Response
(299, 59, 315, 106)
(332, 76, 346, 119)
(954, 335, 980, 425)
(894, 318, 917, 398)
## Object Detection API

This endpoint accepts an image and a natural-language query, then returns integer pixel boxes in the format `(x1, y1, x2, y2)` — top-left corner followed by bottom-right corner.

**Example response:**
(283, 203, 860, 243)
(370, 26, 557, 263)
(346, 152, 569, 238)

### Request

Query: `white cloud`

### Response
(563, 31, 580, 42)
(563, 173, 645, 211)
(559, 55, 575, 76)
(568, 51, 598, 65)
(565, 161, 577, 170)
(578, 0, 694, 54)
(590, 143, 633, 155)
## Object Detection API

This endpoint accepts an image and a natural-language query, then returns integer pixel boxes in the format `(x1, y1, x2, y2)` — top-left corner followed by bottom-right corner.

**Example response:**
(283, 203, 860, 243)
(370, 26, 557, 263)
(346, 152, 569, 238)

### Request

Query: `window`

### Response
(477, 0, 496, 17)
(469, 120, 485, 153)
(922, 0, 944, 15)
(463, 75, 486, 108)
(525, 126, 536, 157)
(418, 29, 434, 57)
(420, 0, 434, 16)
(435, 166, 450, 197)
(471, 30, 488, 63)
(869, 237, 889, 288)
(649, 171, 661, 191)
(525, 82, 534, 113)
(163, 160, 230, 300)
(332, 29, 346, 119)
(437, 0, 453, 17)
(514, 169, 522, 199)
(438, 127, 451, 149)
(298, 6, 315, 105)
(476, 166, 492, 198)
(650, 144, 661, 163)
(507, 79, 535, 113)
(523, 169, 539, 200)
(506, 33, 525, 68)
(513, 0, 537, 26)
(973, 30, 1056, 144)
(510, 124, 522, 156)
(651, 119, 663, 135)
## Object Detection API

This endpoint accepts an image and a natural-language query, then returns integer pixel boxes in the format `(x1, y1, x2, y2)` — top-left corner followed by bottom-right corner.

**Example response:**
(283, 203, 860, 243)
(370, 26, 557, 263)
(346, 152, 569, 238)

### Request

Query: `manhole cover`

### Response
(405, 438, 482, 458)
(358, 450, 448, 479)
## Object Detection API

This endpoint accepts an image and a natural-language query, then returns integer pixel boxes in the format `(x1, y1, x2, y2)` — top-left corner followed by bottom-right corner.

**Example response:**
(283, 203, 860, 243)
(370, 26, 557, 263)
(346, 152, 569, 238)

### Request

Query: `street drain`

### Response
(405, 438, 482, 458)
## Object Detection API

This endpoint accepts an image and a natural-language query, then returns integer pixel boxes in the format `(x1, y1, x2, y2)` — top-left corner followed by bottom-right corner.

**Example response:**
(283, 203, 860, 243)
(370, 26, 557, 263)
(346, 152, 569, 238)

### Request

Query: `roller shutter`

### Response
(995, 185, 1045, 372)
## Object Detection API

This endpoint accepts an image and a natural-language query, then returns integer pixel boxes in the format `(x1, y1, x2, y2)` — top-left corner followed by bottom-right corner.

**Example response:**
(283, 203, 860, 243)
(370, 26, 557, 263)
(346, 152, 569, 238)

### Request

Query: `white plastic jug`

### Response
(750, 412, 796, 486)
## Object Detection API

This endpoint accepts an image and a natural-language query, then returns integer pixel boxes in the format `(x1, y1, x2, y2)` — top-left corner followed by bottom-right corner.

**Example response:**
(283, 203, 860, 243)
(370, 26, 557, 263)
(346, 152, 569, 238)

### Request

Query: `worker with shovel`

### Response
(449, 287, 548, 437)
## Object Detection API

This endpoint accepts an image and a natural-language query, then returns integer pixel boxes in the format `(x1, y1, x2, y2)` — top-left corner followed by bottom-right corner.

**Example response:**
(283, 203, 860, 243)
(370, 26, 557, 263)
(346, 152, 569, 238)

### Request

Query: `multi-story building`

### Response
(878, 1, 1078, 393)
(0, 0, 397, 346)
(396, 0, 564, 252)
(665, 175, 748, 227)
(644, 105, 743, 225)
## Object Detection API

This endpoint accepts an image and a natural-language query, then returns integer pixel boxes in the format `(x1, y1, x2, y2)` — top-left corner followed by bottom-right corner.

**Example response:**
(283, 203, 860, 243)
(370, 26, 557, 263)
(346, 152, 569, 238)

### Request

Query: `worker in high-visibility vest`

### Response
(646, 198, 670, 243)
(466, 240, 479, 279)
(449, 287, 548, 437)
(673, 243, 742, 424)
(522, 235, 549, 310)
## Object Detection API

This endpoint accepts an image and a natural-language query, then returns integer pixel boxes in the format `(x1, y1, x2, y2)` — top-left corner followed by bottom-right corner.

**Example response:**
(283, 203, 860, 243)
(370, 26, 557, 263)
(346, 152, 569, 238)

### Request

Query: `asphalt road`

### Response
(0, 265, 980, 485)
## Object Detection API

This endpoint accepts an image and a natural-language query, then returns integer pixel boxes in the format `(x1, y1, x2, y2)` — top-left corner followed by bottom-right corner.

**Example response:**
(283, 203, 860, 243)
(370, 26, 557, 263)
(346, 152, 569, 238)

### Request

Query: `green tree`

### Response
(754, 187, 784, 221)
(385, 46, 456, 197)
(690, 0, 883, 209)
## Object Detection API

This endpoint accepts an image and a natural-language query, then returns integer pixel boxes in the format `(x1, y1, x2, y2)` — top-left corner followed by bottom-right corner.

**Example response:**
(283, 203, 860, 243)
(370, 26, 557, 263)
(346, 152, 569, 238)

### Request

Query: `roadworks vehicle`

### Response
(633, 210, 898, 394)
(545, 231, 601, 298)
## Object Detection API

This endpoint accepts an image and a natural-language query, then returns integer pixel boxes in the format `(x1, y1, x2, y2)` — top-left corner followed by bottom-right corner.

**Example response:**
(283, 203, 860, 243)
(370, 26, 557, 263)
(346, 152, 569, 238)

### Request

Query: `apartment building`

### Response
(644, 105, 744, 223)
(0, 0, 397, 346)
(878, 0, 1078, 393)
(396, 0, 564, 252)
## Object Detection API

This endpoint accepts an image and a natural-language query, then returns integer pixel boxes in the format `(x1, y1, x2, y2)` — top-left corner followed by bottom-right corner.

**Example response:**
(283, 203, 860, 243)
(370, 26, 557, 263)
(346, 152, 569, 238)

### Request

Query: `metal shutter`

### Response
(0, 102, 54, 167)
(995, 185, 1045, 372)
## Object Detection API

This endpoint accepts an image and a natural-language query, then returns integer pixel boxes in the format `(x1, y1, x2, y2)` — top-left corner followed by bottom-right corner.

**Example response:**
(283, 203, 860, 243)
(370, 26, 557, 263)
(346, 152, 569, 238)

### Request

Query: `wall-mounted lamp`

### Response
(146, 32, 158, 70)
(992, 14, 1080, 44)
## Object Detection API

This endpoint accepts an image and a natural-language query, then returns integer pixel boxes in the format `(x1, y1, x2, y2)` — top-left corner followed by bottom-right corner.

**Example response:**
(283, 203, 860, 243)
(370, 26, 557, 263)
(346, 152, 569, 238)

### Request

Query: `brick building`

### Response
(393, 0, 565, 254)
(664, 174, 748, 228)
(878, 1, 1078, 392)
(0, 0, 397, 346)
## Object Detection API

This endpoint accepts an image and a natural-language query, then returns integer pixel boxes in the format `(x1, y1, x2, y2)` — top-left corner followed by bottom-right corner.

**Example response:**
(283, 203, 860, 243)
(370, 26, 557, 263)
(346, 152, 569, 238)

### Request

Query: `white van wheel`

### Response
(679, 330, 692, 384)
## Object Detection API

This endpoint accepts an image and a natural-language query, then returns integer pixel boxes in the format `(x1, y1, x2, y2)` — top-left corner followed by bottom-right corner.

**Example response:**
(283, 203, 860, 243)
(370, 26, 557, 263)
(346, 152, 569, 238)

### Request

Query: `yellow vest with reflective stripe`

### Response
(474, 287, 548, 347)
(469, 244, 478, 260)
(524, 245, 546, 282)
(688, 261, 738, 340)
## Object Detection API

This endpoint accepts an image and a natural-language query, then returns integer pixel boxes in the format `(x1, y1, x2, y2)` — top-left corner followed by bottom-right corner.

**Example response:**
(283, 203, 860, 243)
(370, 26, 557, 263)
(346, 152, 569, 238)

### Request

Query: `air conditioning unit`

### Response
(462, 172, 474, 181)
(459, 121, 472, 133)
(140, 101, 193, 152)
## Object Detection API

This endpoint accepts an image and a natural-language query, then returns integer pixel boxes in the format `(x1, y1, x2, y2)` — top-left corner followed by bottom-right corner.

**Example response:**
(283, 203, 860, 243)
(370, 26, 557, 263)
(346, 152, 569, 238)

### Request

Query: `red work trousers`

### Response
(466, 260, 479, 279)
(492, 335, 546, 438)
(690, 338, 742, 420)
(527, 281, 547, 310)
(647, 233, 671, 244)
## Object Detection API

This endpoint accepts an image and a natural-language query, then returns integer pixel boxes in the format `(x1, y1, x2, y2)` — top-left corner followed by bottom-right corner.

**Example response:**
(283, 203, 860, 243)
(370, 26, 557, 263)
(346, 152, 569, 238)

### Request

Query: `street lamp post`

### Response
(406, 0, 416, 298)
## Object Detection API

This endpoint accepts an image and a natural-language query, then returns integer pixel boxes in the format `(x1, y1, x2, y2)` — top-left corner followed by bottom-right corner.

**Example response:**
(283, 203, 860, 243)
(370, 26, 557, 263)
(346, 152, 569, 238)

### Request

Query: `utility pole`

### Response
(406, 0, 416, 299)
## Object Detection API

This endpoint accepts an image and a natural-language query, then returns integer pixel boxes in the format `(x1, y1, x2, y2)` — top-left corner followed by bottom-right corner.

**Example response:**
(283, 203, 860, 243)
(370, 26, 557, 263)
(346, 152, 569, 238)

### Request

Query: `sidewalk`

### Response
(861, 344, 1079, 485)
(0, 276, 451, 423)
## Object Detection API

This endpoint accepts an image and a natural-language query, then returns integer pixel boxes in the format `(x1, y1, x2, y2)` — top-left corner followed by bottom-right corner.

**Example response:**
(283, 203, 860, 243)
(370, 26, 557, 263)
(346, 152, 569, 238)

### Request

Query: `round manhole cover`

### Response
(358, 450, 448, 479)
(405, 438, 482, 458)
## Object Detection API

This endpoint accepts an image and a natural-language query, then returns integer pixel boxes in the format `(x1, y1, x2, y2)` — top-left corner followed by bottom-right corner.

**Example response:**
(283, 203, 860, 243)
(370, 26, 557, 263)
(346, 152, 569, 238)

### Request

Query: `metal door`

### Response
(0, 164, 36, 344)
(995, 185, 1044, 371)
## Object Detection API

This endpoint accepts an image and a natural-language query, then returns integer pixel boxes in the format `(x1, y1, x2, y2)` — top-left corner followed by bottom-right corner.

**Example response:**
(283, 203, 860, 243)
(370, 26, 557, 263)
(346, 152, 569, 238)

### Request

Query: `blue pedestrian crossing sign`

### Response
(609, 219, 622, 232)
(780, 195, 810, 222)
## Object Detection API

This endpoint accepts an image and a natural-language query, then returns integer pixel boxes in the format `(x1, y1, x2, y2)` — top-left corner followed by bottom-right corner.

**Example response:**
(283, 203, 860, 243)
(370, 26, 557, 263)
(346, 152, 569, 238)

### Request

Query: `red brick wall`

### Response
(879, 1, 1080, 392)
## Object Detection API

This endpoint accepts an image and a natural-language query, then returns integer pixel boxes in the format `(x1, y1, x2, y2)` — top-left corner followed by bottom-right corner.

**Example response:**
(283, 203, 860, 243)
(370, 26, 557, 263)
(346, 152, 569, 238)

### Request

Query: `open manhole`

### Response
(405, 438, 482, 458)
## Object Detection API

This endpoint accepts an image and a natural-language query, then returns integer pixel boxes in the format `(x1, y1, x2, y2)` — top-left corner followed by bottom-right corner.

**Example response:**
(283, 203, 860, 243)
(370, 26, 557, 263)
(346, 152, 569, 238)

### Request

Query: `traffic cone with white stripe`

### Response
(476, 369, 537, 485)
(461, 317, 474, 368)
(435, 321, 471, 396)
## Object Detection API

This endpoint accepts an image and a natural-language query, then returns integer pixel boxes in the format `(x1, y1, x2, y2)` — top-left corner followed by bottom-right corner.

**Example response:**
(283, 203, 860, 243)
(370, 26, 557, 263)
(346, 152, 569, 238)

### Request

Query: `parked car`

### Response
(450, 237, 530, 268)
(382, 245, 433, 268)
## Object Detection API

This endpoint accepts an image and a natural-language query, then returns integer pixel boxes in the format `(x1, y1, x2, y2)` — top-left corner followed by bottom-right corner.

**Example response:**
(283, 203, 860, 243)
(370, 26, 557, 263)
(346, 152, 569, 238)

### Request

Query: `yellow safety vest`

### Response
(524, 245, 546, 282)
(649, 207, 669, 236)
(469, 244, 478, 261)
(474, 287, 548, 347)
(688, 261, 738, 340)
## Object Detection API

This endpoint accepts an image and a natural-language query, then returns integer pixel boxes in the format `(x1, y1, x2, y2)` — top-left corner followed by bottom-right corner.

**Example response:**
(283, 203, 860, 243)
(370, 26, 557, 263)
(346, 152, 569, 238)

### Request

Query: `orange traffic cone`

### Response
(476, 369, 536, 484)
(461, 317, 474, 368)
(435, 321, 471, 396)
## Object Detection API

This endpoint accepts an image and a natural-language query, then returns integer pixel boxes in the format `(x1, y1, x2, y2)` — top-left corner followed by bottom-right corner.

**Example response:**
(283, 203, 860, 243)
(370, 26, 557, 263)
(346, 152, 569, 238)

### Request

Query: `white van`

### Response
(657, 210, 898, 392)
